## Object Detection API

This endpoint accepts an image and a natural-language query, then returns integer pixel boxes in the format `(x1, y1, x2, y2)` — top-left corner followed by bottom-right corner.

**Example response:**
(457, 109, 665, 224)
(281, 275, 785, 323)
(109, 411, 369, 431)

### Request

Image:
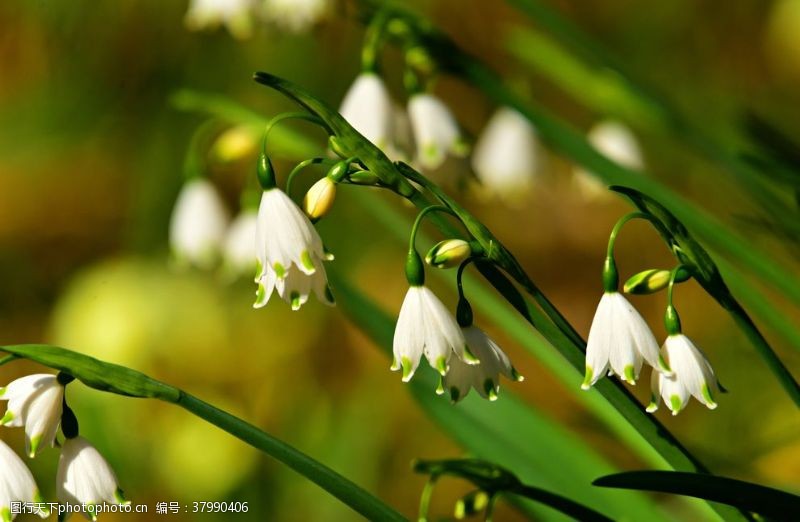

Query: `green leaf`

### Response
(333, 274, 674, 522)
(594, 471, 800, 521)
(0, 345, 406, 522)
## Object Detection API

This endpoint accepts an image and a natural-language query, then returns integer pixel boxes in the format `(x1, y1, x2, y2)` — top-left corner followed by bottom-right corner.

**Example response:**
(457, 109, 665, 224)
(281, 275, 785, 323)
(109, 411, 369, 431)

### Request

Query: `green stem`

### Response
(285, 157, 335, 198)
(416, 477, 437, 522)
(176, 393, 406, 522)
(408, 205, 457, 254)
(510, 485, 614, 522)
(261, 112, 326, 156)
(182, 119, 220, 180)
(606, 212, 659, 259)
(362, 9, 392, 73)
(0, 344, 406, 522)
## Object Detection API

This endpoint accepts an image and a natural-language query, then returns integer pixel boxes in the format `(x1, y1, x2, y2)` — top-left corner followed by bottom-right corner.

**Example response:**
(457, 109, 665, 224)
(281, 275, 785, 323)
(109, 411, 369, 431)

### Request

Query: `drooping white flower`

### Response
(0, 374, 64, 458)
(262, 0, 330, 33)
(0, 439, 49, 521)
(574, 120, 644, 199)
(222, 209, 258, 278)
(184, 0, 254, 39)
(647, 334, 720, 415)
(439, 326, 523, 402)
(169, 178, 230, 269)
(408, 93, 466, 171)
(339, 73, 395, 152)
(57, 436, 128, 520)
(391, 286, 478, 382)
(471, 107, 539, 200)
(253, 188, 334, 310)
(582, 292, 671, 389)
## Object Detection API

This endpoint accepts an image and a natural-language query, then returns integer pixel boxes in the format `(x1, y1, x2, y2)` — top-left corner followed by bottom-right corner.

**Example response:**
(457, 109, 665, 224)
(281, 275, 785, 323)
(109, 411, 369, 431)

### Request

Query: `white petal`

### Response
(222, 210, 258, 277)
(0, 439, 45, 518)
(419, 286, 467, 369)
(583, 293, 613, 389)
(392, 287, 426, 381)
(573, 120, 644, 201)
(169, 179, 229, 268)
(339, 73, 394, 151)
(57, 437, 123, 509)
(185, 0, 254, 38)
(263, 0, 330, 33)
(471, 107, 538, 200)
(666, 335, 719, 409)
(408, 93, 462, 170)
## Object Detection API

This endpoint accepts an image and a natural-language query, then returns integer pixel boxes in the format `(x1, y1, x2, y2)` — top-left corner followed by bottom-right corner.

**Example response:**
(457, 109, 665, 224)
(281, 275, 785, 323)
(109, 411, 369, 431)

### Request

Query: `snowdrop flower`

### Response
(169, 178, 229, 269)
(471, 107, 540, 201)
(647, 334, 720, 415)
(408, 93, 466, 171)
(0, 374, 65, 457)
(439, 326, 523, 402)
(339, 73, 395, 153)
(391, 286, 477, 381)
(184, 0, 254, 39)
(57, 436, 128, 520)
(222, 209, 258, 278)
(425, 239, 473, 269)
(582, 292, 671, 389)
(253, 188, 334, 310)
(574, 120, 644, 199)
(262, 0, 330, 33)
(0, 439, 49, 521)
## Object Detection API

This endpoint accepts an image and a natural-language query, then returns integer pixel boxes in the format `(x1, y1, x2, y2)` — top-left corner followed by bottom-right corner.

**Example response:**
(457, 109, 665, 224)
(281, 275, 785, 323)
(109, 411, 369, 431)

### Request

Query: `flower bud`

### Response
(454, 490, 490, 519)
(425, 239, 472, 269)
(347, 170, 380, 185)
(303, 177, 337, 220)
(624, 267, 690, 294)
(212, 125, 258, 163)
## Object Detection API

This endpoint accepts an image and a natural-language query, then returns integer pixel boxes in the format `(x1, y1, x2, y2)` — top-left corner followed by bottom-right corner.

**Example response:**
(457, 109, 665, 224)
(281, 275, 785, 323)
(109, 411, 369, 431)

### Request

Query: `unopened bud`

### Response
(454, 490, 490, 519)
(212, 125, 258, 162)
(425, 239, 473, 269)
(624, 267, 690, 294)
(348, 170, 380, 185)
(303, 177, 337, 219)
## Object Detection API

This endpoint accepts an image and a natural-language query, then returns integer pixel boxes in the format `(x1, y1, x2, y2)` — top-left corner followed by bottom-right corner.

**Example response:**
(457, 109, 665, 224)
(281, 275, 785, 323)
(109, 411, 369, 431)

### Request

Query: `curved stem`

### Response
(177, 393, 406, 522)
(456, 257, 478, 302)
(285, 157, 335, 197)
(606, 211, 661, 258)
(416, 477, 437, 522)
(183, 119, 220, 180)
(261, 112, 325, 157)
(408, 205, 457, 254)
(362, 10, 392, 73)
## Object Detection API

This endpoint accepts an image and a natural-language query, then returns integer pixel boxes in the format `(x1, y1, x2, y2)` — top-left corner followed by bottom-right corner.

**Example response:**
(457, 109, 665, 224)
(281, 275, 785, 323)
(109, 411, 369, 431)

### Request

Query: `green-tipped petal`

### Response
(669, 394, 684, 415)
(484, 379, 498, 401)
(273, 262, 286, 279)
(623, 365, 636, 385)
(28, 434, 42, 458)
(435, 357, 448, 376)
(0, 410, 13, 425)
(290, 292, 302, 311)
(300, 250, 316, 273)
(462, 344, 480, 365)
(701, 383, 718, 409)
(400, 357, 414, 382)
(581, 366, 594, 390)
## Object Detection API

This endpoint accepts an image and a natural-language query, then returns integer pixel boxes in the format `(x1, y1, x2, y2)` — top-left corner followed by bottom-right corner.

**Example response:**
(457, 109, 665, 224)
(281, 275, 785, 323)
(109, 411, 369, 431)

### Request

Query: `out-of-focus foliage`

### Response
(1, 1, 799, 520)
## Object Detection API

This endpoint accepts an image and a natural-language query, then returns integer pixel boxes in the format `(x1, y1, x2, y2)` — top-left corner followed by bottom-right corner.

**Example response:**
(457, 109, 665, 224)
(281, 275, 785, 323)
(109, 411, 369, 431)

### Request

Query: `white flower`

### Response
(253, 188, 334, 310)
(647, 334, 720, 415)
(262, 0, 330, 33)
(439, 326, 523, 402)
(184, 0, 254, 39)
(391, 286, 478, 382)
(582, 292, 671, 389)
(339, 73, 395, 153)
(57, 437, 128, 520)
(222, 209, 258, 278)
(574, 120, 644, 199)
(169, 178, 230, 269)
(0, 374, 64, 457)
(408, 93, 466, 171)
(471, 107, 539, 200)
(0, 439, 48, 521)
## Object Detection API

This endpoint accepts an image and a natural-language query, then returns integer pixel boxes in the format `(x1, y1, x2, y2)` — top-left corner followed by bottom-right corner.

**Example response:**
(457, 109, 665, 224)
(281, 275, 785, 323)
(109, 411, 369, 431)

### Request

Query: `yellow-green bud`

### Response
(454, 491, 490, 519)
(212, 125, 258, 162)
(624, 267, 690, 294)
(303, 177, 337, 220)
(425, 239, 472, 269)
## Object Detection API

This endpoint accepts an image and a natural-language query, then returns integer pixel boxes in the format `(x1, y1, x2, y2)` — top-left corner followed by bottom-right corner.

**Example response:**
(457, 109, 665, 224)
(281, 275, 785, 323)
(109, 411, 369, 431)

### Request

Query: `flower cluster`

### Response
(1, 374, 126, 521)
(184, 0, 331, 38)
(392, 239, 522, 403)
(582, 221, 722, 415)
(339, 73, 541, 202)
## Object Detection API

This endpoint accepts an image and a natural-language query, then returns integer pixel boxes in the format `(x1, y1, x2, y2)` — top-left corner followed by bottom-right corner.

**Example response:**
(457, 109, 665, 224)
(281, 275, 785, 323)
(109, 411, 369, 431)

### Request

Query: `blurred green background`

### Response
(1, 1, 799, 520)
